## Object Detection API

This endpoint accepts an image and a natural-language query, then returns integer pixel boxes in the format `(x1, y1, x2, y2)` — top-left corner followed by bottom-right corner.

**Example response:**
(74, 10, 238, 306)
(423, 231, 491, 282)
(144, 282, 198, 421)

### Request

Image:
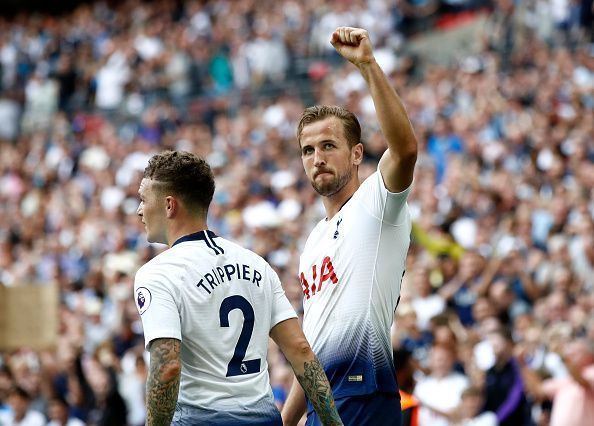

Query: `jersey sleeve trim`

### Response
(377, 166, 413, 196)
(145, 332, 182, 351)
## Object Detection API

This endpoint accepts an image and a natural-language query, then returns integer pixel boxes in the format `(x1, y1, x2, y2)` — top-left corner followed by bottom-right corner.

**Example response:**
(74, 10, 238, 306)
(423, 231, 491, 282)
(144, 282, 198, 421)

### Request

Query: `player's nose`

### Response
(313, 148, 326, 166)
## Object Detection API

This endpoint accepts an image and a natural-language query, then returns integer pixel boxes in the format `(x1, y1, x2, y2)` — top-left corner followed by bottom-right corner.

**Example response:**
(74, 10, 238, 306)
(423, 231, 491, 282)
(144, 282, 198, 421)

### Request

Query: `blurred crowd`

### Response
(0, 0, 593, 425)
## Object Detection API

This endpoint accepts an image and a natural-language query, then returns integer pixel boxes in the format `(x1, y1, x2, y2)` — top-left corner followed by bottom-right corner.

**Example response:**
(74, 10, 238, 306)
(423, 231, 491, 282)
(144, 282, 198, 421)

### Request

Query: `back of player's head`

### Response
(297, 105, 361, 148)
(144, 151, 215, 213)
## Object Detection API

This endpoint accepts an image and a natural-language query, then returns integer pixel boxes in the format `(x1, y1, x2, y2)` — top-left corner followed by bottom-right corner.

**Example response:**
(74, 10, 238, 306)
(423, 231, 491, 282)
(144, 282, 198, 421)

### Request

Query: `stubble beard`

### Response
(311, 168, 352, 197)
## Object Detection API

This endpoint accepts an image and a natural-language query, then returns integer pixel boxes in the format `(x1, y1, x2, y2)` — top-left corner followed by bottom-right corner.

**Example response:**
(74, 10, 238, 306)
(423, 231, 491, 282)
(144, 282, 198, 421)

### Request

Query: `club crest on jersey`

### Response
(333, 218, 343, 239)
(300, 256, 339, 299)
(135, 287, 152, 315)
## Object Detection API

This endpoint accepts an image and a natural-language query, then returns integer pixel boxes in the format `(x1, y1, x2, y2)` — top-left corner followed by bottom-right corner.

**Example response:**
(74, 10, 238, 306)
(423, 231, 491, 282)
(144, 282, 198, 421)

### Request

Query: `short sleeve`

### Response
(356, 169, 411, 226)
(268, 266, 297, 328)
(134, 265, 182, 350)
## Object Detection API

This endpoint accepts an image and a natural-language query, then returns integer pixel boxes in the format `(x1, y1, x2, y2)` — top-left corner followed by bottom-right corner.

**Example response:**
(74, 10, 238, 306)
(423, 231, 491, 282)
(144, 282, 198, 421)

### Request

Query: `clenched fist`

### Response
(330, 27, 375, 67)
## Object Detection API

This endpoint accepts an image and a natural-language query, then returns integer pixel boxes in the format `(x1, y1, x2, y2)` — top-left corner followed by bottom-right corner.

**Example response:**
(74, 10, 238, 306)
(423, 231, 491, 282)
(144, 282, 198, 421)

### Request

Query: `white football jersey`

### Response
(134, 230, 296, 419)
(299, 169, 411, 399)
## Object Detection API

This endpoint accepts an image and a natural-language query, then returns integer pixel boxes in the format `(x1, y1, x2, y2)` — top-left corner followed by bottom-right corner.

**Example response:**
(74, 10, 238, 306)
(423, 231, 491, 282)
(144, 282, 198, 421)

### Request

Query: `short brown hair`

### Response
(144, 151, 215, 212)
(296, 105, 361, 148)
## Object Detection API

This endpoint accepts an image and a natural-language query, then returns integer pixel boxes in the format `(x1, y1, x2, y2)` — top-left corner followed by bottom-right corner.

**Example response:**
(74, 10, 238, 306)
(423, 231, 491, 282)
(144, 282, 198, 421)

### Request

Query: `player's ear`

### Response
(165, 196, 177, 218)
(352, 142, 363, 166)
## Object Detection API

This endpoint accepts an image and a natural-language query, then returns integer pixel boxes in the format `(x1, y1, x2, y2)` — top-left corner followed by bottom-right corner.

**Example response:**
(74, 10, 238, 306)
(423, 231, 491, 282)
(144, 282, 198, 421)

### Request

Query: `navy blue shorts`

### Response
(306, 392, 401, 426)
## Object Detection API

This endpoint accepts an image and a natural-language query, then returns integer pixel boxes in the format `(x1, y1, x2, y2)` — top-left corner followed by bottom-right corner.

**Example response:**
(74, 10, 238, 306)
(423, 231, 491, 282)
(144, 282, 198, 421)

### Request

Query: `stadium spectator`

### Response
(483, 328, 531, 426)
(414, 344, 470, 426)
(521, 337, 594, 426)
(46, 395, 86, 426)
(0, 386, 45, 426)
(0, 365, 13, 416)
(453, 386, 497, 426)
(394, 348, 420, 426)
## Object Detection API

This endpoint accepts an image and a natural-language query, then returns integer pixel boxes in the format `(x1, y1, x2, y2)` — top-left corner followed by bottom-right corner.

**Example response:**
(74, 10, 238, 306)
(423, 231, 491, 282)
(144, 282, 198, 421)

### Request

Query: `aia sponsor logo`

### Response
(299, 256, 338, 299)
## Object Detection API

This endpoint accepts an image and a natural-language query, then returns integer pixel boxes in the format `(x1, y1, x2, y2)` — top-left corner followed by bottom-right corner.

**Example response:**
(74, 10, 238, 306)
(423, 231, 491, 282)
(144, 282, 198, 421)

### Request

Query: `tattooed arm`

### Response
(271, 319, 342, 426)
(146, 338, 182, 426)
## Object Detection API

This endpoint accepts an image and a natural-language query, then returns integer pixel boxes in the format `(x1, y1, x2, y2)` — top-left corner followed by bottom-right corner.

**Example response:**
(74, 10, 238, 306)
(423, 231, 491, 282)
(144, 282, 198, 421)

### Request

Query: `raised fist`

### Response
(330, 27, 374, 67)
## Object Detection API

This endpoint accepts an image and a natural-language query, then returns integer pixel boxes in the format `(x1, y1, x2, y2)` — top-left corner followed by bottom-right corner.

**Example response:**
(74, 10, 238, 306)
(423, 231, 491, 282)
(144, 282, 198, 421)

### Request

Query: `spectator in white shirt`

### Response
(453, 386, 498, 426)
(414, 344, 470, 426)
(411, 266, 446, 330)
(0, 386, 45, 426)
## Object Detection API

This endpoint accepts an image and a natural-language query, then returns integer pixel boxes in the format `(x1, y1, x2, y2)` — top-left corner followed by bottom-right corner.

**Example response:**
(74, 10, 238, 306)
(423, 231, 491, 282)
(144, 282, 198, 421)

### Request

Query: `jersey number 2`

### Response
(219, 295, 261, 377)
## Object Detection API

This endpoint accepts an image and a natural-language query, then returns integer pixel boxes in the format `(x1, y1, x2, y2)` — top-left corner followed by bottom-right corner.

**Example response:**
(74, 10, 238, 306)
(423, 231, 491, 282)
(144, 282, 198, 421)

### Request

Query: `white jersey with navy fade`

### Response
(134, 230, 296, 424)
(299, 168, 412, 400)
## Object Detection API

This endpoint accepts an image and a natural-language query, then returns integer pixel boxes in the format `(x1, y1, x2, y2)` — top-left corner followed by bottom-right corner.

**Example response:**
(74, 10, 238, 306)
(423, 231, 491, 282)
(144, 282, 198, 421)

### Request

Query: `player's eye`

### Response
(302, 147, 313, 155)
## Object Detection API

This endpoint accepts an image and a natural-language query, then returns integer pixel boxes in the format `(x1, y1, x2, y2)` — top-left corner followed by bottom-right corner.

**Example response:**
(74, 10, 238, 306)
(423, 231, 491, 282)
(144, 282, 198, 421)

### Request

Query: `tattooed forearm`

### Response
(296, 357, 342, 426)
(146, 338, 181, 426)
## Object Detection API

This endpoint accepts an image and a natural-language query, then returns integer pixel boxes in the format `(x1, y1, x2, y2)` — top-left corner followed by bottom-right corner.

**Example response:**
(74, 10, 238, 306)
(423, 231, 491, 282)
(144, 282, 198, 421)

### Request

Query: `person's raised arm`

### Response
(271, 318, 342, 426)
(331, 27, 417, 193)
(146, 338, 181, 426)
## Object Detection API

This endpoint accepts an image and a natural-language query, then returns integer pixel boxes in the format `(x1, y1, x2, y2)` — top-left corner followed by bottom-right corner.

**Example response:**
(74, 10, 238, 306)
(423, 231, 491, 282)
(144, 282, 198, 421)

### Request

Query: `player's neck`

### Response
(322, 178, 359, 220)
(167, 219, 208, 247)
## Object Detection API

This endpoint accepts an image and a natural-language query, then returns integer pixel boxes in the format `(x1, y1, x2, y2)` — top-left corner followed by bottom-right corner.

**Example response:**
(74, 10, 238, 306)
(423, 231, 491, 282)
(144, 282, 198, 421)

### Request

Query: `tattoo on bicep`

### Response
(296, 357, 342, 426)
(146, 338, 181, 426)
